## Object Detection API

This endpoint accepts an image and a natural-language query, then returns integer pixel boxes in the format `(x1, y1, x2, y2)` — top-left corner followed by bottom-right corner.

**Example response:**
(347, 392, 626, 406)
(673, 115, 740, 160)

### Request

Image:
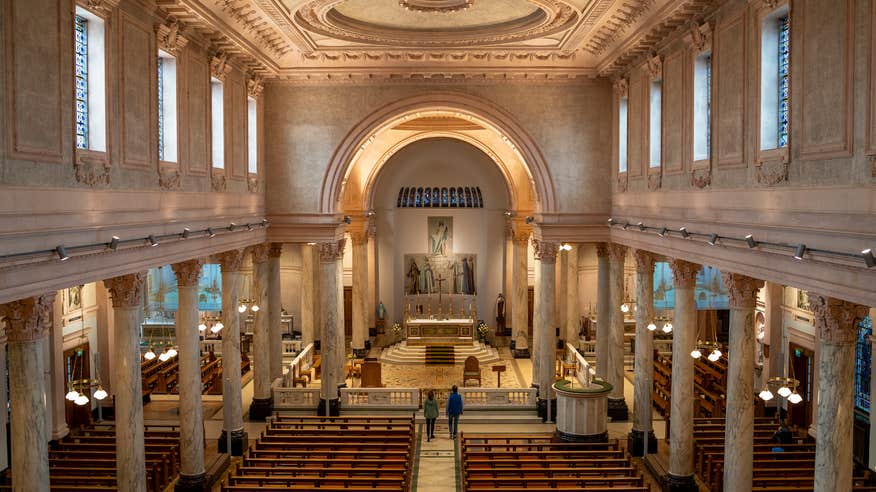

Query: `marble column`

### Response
(511, 229, 529, 340)
(268, 243, 283, 381)
(249, 245, 273, 421)
(595, 243, 610, 379)
(350, 229, 368, 358)
(606, 243, 628, 420)
(366, 220, 378, 333)
(628, 250, 656, 456)
(171, 260, 208, 492)
(809, 294, 869, 492)
(666, 259, 700, 492)
(764, 281, 784, 412)
(318, 239, 345, 416)
(565, 244, 579, 345)
(1, 294, 54, 492)
(300, 243, 318, 346)
(217, 250, 247, 455)
(557, 250, 567, 339)
(722, 273, 764, 492)
(104, 273, 148, 492)
(532, 239, 558, 420)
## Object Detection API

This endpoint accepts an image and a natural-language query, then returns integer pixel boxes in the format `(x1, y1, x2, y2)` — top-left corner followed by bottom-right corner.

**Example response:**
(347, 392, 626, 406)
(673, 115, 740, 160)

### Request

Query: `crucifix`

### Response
(434, 275, 447, 306)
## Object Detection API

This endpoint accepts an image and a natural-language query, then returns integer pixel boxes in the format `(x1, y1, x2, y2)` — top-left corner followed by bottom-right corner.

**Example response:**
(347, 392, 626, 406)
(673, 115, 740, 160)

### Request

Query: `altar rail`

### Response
(271, 379, 320, 410)
(340, 388, 420, 410)
(281, 343, 314, 386)
(459, 388, 537, 409)
(576, 338, 672, 357)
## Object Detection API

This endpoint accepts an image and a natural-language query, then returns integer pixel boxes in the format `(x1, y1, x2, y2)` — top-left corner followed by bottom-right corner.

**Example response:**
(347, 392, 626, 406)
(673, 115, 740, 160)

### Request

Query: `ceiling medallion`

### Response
(399, 0, 473, 13)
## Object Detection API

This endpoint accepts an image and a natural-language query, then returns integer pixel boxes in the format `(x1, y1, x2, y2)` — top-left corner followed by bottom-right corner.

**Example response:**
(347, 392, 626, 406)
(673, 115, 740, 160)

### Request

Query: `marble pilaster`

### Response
(606, 243, 628, 420)
(629, 250, 656, 456)
(565, 245, 579, 345)
(171, 260, 208, 491)
(300, 243, 318, 346)
(350, 230, 368, 358)
(595, 243, 610, 380)
(249, 245, 273, 421)
(722, 273, 764, 492)
(217, 250, 247, 455)
(809, 294, 869, 492)
(1, 293, 54, 492)
(268, 243, 283, 381)
(667, 259, 700, 491)
(318, 239, 345, 416)
(532, 239, 558, 420)
(104, 274, 148, 492)
(511, 229, 529, 339)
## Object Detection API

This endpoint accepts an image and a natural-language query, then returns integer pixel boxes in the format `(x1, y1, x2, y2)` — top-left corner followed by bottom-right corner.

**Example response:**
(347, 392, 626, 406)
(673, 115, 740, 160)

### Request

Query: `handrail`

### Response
(566, 342, 596, 387)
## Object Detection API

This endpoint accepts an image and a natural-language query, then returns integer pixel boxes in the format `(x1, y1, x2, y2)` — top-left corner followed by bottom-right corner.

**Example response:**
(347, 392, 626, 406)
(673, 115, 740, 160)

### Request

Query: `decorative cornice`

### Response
(808, 294, 869, 344)
(217, 249, 246, 272)
(400, 0, 474, 13)
(669, 259, 700, 289)
(80, 0, 120, 18)
(608, 243, 627, 262)
(532, 239, 559, 264)
(0, 293, 55, 342)
(104, 272, 146, 309)
(172, 259, 203, 287)
(247, 74, 264, 98)
(585, 0, 656, 55)
(318, 239, 346, 262)
(268, 242, 283, 258)
(250, 244, 270, 264)
(210, 51, 233, 81)
(298, 50, 578, 64)
(156, 17, 189, 56)
(633, 249, 656, 274)
(215, 0, 290, 58)
(721, 273, 764, 309)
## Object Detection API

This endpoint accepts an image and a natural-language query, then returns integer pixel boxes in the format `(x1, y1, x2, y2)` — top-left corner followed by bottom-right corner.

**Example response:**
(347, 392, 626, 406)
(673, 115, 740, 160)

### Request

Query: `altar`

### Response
(405, 318, 476, 345)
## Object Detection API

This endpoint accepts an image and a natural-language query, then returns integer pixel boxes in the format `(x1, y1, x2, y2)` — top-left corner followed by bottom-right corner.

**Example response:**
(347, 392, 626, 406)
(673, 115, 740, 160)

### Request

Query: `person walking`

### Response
(424, 391, 438, 442)
(446, 385, 463, 439)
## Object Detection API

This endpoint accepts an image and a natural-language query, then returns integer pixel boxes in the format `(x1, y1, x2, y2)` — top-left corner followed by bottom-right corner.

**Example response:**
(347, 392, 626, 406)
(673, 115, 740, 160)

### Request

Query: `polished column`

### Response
(565, 244, 579, 345)
(532, 239, 558, 419)
(722, 273, 764, 492)
(606, 243, 628, 420)
(104, 273, 148, 492)
(809, 294, 869, 492)
(366, 220, 378, 333)
(249, 245, 273, 421)
(350, 229, 368, 358)
(300, 243, 318, 346)
(1, 294, 54, 492)
(595, 243, 610, 379)
(217, 250, 247, 455)
(628, 250, 656, 456)
(511, 228, 530, 340)
(318, 239, 345, 416)
(268, 243, 283, 381)
(171, 260, 208, 492)
(666, 259, 700, 491)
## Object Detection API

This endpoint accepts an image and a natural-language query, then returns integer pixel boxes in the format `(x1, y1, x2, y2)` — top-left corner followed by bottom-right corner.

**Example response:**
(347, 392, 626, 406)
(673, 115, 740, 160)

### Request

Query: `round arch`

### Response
(321, 92, 556, 215)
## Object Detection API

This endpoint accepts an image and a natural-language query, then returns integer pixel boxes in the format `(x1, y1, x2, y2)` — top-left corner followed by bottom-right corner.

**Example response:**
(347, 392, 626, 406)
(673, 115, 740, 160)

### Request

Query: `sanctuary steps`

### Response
(380, 340, 500, 365)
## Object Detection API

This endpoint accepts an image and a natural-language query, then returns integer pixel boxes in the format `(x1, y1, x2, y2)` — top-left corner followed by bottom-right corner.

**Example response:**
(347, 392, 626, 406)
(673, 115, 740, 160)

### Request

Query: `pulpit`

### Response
(361, 358, 382, 388)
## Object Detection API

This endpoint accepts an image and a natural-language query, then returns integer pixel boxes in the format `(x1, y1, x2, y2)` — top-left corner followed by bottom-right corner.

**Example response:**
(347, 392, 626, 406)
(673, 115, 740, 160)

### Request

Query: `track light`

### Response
(607, 218, 615, 225)
(148, 235, 159, 247)
(707, 233, 718, 246)
(658, 227, 668, 238)
(637, 222, 645, 231)
(261, 218, 269, 226)
(864, 249, 876, 268)
(679, 227, 689, 238)
(228, 223, 237, 231)
(182, 227, 191, 239)
(793, 244, 806, 260)
(109, 236, 120, 250)
(56, 245, 69, 261)
(246, 223, 253, 231)
(622, 222, 630, 230)
(207, 228, 216, 238)
(525, 216, 535, 224)
(745, 234, 757, 248)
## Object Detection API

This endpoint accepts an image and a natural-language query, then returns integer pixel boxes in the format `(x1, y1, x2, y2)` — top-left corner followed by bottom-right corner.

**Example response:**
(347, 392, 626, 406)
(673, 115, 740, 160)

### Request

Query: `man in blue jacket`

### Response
(446, 385, 463, 439)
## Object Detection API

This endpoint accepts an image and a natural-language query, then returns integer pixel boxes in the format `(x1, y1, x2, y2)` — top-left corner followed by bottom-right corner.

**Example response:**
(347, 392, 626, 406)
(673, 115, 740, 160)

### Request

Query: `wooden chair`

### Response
(463, 356, 481, 387)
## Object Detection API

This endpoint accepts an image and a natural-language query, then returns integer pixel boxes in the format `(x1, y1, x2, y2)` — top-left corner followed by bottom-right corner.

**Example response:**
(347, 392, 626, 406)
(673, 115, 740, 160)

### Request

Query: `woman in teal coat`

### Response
(423, 391, 439, 441)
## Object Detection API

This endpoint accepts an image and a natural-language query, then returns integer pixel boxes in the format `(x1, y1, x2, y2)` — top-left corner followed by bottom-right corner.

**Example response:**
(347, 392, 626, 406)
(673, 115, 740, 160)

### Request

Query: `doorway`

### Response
(64, 343, 92, 428)
(787, 343, 814, 429)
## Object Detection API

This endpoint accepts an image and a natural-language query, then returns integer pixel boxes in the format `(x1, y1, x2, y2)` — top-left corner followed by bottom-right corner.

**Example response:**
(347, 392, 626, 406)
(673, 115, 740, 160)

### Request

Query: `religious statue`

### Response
(407, 258, 420, 295)
(419, 256, 435, 294)
(430, 219, 449, 256)
(461, 256, 475, 295)
(376, 301, 387, 321)
(495, 293, 506, 334)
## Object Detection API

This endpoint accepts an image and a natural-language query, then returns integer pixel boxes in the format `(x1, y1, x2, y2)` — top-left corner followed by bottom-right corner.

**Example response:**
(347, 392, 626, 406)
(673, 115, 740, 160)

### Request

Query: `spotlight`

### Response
(56, 245, 70, 261)
(246, 223, 254, 231)
(647, 322, 657, 331)
(207, 228, 216, 238)
(793, 244, 806, 260)
(777, 386, 792, 398)
(525, 216, 535, 224)
(182, 227, 191, 239)
(707, 233, 719, 246)
(148, 235, 159, 247)
(109, 236, 120, 250)
(745, 234, 757, 248)
(679, 227, 690, 238)
(658, 227, 668, 238)
(607, 218, 616, 225)
(261, 218, 269, 226)
(787, 391, 803, 404)
(228, 222, 237, 231)
(758, 388, 775, 401)
(622, 222, 630, 230)
(637, 222, 645, 231)
(864, 249, 876, 268)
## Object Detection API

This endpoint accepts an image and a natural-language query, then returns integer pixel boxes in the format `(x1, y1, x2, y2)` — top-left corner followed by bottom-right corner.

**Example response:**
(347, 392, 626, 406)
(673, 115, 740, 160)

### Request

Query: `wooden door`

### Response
(64, 343, 91, 428)
(787, 343, 814, 429)
(343, 286, 352, 338)
(527, 287, 534, 338)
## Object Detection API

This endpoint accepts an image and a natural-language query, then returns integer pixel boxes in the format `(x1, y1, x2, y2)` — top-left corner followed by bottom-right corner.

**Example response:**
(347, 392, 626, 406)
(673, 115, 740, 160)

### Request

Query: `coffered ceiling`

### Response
(156, 0, 717, 82)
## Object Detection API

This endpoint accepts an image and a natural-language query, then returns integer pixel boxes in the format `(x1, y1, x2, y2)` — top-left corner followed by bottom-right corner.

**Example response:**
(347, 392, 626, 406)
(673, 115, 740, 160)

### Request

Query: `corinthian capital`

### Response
(595, 242, 609, 258)
(249, 244, 270, 265)
(104, 272, 146, 309)
(532, 239, 559, 264)
(721, 273, 764, 309)
(608, 243, 627, 262)
(669, 259, 700, 289)
(217, 249, 246, 272)
(269, 243, 283, 258)
(0, 293, 55, 342)
(172, 259, 203, 287)
(809, 294, 869, 344)
(633, 249, 656, 274)
(319, 239, 346, 263)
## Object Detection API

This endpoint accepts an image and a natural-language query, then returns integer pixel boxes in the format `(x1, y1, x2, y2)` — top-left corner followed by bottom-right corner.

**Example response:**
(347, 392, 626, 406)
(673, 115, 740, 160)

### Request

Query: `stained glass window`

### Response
(157, 57, 165, 161)
(74, 15, 89, 150)
(441, 188, 449, 207)
(431, 188, 439, 206)
(705, 55, 711, 157)
(396, 187, 483, 208)
(414, 188, 422, 207)
(422, 187, 431, 207)
(855, 316, 872, 413)
(777, 16, 790, 148)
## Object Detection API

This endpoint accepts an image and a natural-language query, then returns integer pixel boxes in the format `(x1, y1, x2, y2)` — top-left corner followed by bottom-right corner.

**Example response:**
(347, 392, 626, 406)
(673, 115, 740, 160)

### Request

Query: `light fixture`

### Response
(143, 348, 156, 360)
(662, 322, 673, 333)
(251, 304, 260, 312)
(93, 386, 108, 401)
(777, 385, 792, 398)
(182, 227, 191, 239)
(647, 322, 657, 331)
(622, 222, 630, 230)
(864, 249, 876, 268)
(238, 298, 259, 313)
(238, 304, 247, 313)
(745, 234, 757, 248)
(65, 389, 80, 401)
(690, 349, 702, 359)
(679, 227, 690, 238)
(56, 245, 69, 261)
(158, 351, 170, 362)
(560, 243, 572, 251)
(759, 376, 801, 403)
(758, 388, 775, 401)
(228, 222, 237, 231)
(306, 242, 317, 246)
(637, 222, 645, 231)
(620, 303, 630, 313)
(207, 228, 216, 238)
(607, 218, 615, 225)
(787, 391, 803, 404)
(658, 227, 668, 238)
(707, 233, 719, 246)
(198, 322, 207, 332)
(109, 236, 120, 250)
(166, 347, 178, 358)
(148, 235, 159, 247)
(210, 322, 224, 333)
(74, 394, 89, 406)
(261, 218, 269, 225)
(707, 349, 722, 362)
(794, 244, 806, 260)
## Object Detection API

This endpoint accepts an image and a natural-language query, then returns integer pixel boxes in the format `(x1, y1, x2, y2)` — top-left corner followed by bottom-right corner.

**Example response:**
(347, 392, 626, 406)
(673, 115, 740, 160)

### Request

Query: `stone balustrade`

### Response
(340, 388, 420, 410)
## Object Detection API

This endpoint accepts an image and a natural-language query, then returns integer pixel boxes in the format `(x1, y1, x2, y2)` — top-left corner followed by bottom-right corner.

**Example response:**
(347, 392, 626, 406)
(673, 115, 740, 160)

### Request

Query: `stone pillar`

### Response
(1, 294, 54, 492)
(557, 250, 567, 340)
(511, 228, 529, 339)
(171, 260, 208, 492)
(721, 273, 764, 492)
(49, 295, 69, 440)
(532, 239, 558, 420)
(595, 243, 610, 379)
(350, 229, 368, 358)
(104, 274, 148, 492)
(249, 245, 273, 421)
(628, 250, 656, 456)
(666, 259, 700, 491)
(268, 243, 283, 381)
(606, 243, 628, 421)
(565, 244, 579, 345)
(764, 281, 784, 412)
(217, 250, 247, 455)
(300, 243, 318, 346)
(366, 220, 378, 333)
(809, 294, 869, 492)
(318, 239, 345, 416)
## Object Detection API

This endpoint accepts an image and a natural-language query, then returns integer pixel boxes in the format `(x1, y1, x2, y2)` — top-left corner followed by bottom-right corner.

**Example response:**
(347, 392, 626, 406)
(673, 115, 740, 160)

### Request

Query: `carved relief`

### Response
(104, 272, 147, 308)
(756, 160, 789, 186)
(247, 75, 264, 98)
(690, 168, 711, 188)
(159, 165, 181, 190)
(633, 249, 656, 274)
(647, 172, 661, 191)
(250, 244, 270, 264)
(247, 174, 259, 193)
(721, 273, 764, 309)
(211, 169, 227, 192)
(172, 259, 204, 287)
(217, 249, 246, 272)
(318, 239, 346, 262)
(156, 18, 188, 56)
(74, 152, 111, 187)
(531, 239, 559, 264)
(81, 0, 120, 18)
(613, 78, 629, 98)
(210, 51, 232, 81)
(669, 259, 700, 289)
(808, 293, 869, 344)
(646, 54, 663, 79)
(686, 21, 713, 53)
(0, 293, 55, 342)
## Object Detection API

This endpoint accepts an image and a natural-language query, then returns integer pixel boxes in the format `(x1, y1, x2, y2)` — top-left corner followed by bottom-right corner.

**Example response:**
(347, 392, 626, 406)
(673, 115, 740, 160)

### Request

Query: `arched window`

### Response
(414, 188, 423, 207)
(397, 188, 404, 208)
(422, 187, 431, 207)
(476, 187, 483, 207)
(450, 188, 458, 207)
(395, 186, 485, 208)
(441, 188, 449, 207)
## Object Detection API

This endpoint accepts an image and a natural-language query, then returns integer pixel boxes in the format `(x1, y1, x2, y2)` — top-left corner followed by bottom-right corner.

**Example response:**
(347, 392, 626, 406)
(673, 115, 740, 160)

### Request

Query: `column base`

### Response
(249, 396, 274, 421)
(536, 398, 557, 422)
(174, 473, 208, 492)
(663, 473, 698, 492)
(352, 347, 368, 358)
(607, 397, 629, 421)
(317, 398, 340, 417)
(627, 429, 657, 456)
(556, 429, 608, 443)
(217, 429, 248, 456)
